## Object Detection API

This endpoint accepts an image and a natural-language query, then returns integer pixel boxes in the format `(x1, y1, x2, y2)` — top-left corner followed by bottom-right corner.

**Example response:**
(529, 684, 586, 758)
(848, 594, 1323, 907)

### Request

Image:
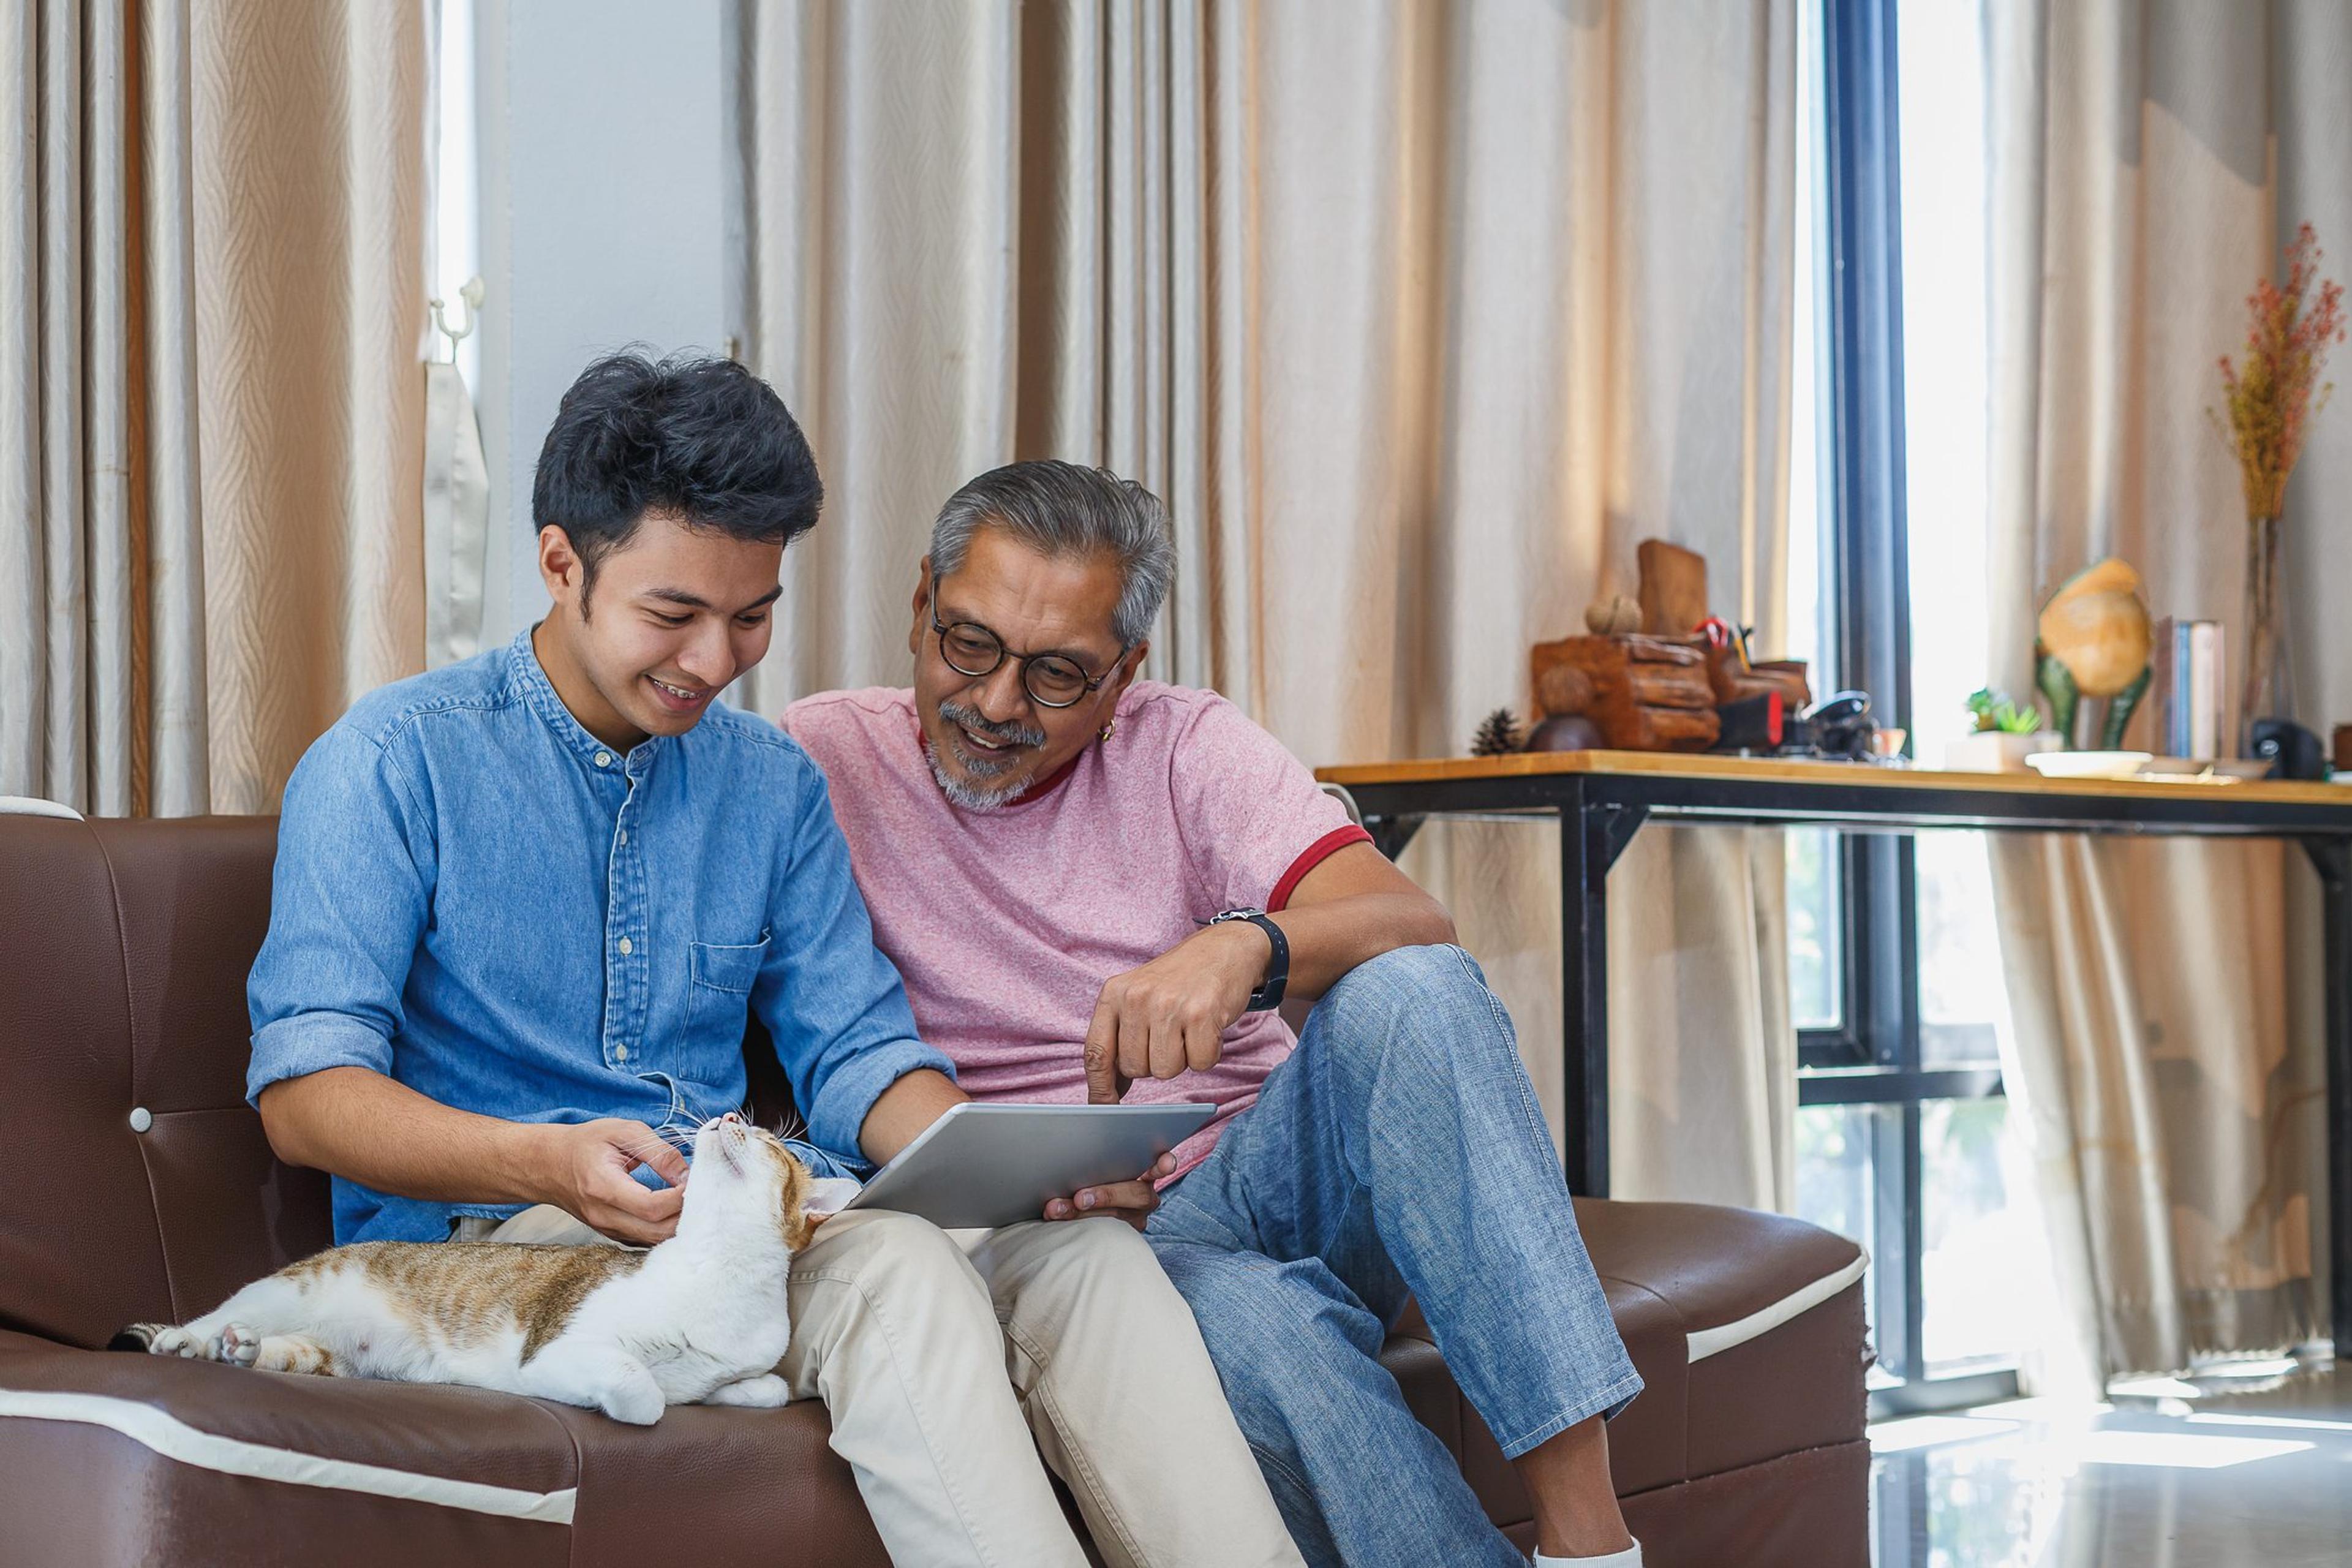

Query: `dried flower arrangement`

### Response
(2215, 224, 2345, 516)
(2211, 224, 2345, 747)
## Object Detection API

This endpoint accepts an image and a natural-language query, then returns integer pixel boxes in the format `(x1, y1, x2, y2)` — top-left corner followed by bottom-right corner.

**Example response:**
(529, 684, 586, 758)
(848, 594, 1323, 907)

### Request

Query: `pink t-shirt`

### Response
(783, 682, 1368, 1178)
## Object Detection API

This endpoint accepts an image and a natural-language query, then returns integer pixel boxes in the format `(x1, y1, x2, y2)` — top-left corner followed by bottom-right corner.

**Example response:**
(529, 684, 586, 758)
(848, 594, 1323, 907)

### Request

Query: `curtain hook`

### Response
(429, 275, 485, 363)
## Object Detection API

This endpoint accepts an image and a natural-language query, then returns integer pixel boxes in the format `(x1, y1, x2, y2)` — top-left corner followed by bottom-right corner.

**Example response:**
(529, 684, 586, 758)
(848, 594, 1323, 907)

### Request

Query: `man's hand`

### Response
(1044, 1152, 1178, 1231)
(1082, 920, 1270, 1103)
(537, 1119, 692, 1245)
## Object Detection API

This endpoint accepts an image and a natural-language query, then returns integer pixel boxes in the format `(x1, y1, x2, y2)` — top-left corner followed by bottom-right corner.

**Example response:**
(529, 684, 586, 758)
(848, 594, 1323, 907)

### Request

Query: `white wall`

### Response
(472, 0, 737, 639)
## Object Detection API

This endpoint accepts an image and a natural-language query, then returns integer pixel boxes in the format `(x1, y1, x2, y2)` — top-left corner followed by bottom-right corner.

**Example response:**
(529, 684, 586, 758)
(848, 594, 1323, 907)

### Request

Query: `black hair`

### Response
(530, 351, 823, 589)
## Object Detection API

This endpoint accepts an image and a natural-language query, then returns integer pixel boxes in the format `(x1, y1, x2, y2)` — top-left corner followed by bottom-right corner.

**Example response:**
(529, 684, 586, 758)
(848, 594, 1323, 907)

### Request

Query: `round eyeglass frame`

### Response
(928, 605, 1125, 709)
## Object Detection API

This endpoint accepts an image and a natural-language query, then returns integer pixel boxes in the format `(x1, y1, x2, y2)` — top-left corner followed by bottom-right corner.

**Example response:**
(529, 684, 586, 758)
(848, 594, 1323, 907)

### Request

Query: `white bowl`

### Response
(2023, 750, 2154, 780)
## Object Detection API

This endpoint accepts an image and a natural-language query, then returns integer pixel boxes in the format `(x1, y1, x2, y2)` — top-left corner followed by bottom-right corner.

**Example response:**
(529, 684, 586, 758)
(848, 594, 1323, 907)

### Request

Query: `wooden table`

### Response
(1313, 749, 2352, 1352)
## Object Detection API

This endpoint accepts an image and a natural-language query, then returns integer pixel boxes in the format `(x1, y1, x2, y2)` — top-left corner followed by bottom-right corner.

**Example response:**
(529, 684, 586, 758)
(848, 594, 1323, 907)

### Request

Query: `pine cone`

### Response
(1471, 707, 1525, 756)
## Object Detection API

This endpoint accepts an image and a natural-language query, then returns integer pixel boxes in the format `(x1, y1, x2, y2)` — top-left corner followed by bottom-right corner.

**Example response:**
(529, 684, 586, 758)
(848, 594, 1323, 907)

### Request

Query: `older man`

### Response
(785, 460, 1646, 1568)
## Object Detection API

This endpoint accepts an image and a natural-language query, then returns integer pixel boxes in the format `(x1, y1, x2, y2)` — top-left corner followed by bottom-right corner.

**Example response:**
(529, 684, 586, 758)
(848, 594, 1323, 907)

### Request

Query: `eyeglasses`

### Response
(928, 605, 1123, 709)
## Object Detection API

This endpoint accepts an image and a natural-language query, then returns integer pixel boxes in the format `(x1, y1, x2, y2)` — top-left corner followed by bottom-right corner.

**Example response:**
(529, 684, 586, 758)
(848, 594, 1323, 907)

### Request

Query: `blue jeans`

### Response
(1147, 944, 1641, 1568)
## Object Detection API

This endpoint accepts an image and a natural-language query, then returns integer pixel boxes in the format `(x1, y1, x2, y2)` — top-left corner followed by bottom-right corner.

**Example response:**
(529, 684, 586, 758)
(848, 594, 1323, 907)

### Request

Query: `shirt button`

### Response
(618, 936, 634, 956)
(614, 1045, 630, 1062)
(594, 750, 612, 767)
(617, 829, 628, 845)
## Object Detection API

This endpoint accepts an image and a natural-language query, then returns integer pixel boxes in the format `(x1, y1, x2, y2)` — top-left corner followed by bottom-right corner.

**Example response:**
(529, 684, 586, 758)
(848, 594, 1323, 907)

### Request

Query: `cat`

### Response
(111, 1114, 820, 1425)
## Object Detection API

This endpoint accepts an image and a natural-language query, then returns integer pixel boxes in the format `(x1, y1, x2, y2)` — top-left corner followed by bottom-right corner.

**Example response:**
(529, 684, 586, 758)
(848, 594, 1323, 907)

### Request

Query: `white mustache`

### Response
(938, 700, 1046, 750)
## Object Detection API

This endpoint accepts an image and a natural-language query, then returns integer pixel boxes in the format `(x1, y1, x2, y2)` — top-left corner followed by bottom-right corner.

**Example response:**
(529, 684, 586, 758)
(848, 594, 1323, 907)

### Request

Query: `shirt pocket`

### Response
(684, 932, 770, 1055)
(692, 934, 770, 994)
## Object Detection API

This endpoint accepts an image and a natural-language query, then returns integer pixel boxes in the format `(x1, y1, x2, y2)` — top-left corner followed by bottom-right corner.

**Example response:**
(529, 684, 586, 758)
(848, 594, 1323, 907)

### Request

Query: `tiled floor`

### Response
(1868, 1360, 2352, 1567)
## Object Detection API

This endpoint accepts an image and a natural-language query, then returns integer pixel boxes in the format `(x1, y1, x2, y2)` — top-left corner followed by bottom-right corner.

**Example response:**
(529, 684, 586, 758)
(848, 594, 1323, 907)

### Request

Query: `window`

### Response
(1787, 0, 2024, 1411)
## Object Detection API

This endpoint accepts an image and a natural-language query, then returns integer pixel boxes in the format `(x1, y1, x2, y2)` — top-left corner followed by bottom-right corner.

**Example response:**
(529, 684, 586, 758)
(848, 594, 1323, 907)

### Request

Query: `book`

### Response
(2154, 618, 2225, 760)
(2188, 620, 2223, 760)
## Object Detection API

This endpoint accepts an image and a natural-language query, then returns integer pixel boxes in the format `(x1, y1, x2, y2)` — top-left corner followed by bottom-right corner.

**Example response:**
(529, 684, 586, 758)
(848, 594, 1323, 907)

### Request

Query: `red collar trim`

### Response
(1011, 751, 1084, 804)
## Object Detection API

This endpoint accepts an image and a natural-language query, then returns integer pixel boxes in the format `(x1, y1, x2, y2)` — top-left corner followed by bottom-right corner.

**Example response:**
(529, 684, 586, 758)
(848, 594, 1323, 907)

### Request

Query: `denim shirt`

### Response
(247, 626, 951, 1243)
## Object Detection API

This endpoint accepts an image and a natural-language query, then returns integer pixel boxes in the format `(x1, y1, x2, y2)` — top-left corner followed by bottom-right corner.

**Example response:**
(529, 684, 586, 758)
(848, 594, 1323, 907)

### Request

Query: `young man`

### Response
(785, 460, 1648, 1568)
(247, 356, 1301, 1568)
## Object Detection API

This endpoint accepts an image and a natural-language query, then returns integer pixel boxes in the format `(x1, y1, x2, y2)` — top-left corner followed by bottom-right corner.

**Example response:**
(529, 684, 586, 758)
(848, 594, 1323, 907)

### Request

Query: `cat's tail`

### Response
(107, 1322, 170, 1352)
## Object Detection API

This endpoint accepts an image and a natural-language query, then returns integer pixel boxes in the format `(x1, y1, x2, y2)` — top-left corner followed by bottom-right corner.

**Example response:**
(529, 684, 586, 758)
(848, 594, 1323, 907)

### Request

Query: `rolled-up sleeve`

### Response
(246, 724, 435, 1106)
(757, 762, 952, 1159)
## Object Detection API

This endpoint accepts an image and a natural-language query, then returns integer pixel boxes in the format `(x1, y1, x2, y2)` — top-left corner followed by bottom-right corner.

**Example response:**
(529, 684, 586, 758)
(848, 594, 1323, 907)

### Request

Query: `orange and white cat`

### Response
(115, 1114, 823, 1424)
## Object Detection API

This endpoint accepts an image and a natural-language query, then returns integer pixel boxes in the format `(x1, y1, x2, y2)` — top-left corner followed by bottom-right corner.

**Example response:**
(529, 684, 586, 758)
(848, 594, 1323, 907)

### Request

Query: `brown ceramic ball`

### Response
(1526, 715, 1604, 752)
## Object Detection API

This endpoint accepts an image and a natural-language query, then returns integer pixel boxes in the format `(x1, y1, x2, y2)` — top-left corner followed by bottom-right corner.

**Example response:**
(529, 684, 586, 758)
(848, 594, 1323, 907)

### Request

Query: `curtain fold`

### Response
(423, 356, 491, 669)
(741, 0, 1020, 701)
(1985, 0, 2338, 1384)
(741, 0, 1800, 1208)
(1, 0, 428, 816)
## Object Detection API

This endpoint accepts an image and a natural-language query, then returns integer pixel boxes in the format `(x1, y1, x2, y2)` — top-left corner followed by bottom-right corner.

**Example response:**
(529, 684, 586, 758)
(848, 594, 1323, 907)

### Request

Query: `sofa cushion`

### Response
(1388, 1199, 1869, 1530)
(0, 819, 179, 1346)
(0, 1328, 890, 1568)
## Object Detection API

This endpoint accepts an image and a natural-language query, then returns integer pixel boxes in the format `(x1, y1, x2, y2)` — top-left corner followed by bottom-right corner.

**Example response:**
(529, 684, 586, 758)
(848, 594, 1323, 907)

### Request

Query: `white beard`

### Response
(924, 737, 1034, 810)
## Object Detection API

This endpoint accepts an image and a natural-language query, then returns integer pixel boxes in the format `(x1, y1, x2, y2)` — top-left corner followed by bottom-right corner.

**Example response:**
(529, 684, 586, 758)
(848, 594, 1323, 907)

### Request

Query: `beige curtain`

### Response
(1, 0, 428, 816)
(741, 0, 1800, 1208)
(1985, 0, 2345, 1384)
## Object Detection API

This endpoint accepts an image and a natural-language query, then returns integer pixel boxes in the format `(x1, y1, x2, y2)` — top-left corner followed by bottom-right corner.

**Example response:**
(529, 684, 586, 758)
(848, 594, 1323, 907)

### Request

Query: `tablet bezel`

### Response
(840, 1101, 1216, 1229)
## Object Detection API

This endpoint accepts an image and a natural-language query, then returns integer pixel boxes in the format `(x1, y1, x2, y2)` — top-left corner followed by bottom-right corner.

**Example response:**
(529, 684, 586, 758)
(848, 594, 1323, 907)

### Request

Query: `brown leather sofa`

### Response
(0, 812, 1872, 1566)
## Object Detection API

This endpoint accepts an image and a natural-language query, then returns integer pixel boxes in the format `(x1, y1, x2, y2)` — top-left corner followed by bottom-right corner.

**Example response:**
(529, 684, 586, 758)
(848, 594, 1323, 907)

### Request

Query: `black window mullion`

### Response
(1820, 0, 1910, 729)
(1819, 0, 1925, 1389)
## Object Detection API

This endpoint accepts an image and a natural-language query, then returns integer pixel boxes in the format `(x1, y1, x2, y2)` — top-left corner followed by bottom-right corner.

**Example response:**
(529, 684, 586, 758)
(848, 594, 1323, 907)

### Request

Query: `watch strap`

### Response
(1209, 908, 1289, 1011)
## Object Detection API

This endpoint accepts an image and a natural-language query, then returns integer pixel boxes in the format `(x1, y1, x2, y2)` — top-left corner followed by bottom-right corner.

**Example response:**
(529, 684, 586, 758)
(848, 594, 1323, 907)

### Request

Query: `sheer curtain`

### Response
(739, 0, 1802, 1207)
(1985, 0, 2346, 1385)
(1, 0, 428, 816)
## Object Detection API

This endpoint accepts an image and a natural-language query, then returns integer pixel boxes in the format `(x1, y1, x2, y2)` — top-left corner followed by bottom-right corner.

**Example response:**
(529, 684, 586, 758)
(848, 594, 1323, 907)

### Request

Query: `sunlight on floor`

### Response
(2067, 1431, 2312, 1469)
(1870, 1365, 2352, 1567)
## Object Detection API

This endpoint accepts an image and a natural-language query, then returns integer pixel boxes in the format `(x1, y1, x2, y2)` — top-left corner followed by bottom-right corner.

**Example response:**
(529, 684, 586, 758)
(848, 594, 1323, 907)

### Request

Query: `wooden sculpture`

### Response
(1531, 635, 1720, 752)
(1637, 540, 1710, 635)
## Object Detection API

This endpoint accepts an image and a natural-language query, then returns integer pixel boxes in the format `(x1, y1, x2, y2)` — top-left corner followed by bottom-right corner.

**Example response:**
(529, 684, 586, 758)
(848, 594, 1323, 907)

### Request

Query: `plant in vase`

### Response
(2214, 222, 2346, 755)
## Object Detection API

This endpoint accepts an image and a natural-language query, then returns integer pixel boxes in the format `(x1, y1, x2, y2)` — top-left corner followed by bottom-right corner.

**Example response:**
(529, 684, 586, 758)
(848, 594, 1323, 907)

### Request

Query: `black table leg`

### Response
(1561, 782, 1610, 1197)
(2308, 838, 2352, 1355)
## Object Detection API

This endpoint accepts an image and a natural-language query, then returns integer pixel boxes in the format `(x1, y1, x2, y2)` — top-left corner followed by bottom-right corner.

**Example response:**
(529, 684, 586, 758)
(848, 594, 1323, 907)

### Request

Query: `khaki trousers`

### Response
(462, 1204, 1303, 1568)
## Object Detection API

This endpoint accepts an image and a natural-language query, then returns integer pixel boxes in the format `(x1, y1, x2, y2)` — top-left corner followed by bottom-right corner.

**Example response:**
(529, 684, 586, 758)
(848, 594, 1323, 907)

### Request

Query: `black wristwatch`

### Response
(1207, 908, 1289, 1011)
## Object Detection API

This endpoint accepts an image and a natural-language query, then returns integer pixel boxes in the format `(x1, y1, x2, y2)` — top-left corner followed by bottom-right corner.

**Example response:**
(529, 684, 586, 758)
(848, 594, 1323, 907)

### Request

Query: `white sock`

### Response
(1532, 1545, 1642, 1568)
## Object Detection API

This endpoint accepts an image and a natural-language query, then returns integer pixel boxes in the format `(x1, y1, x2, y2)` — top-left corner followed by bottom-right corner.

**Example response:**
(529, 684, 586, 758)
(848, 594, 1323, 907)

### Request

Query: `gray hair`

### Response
(928, 461, 1175, 648)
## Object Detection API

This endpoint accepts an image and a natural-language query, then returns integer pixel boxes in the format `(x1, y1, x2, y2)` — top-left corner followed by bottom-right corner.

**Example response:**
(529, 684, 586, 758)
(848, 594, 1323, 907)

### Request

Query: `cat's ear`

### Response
(778, 1150, 818, 1252)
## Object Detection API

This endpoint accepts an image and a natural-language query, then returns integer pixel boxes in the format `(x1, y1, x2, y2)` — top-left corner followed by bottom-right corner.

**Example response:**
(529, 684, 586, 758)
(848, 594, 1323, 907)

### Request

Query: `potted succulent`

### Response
(1943, 689, 2062, 772)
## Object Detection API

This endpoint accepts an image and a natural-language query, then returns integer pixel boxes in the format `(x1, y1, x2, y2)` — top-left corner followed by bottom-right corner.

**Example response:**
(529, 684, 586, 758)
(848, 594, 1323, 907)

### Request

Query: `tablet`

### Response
(840, 1101, 1216, 1230)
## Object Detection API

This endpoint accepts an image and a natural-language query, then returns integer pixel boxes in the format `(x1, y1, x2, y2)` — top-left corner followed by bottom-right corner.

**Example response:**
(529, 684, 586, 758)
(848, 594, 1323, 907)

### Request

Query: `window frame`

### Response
(1798, 0, 2009, 1409)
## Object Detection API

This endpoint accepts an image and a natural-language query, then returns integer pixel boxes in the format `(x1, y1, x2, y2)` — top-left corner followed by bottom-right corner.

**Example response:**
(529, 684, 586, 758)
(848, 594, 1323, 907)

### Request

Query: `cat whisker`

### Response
(616, 1135, 697, 1169)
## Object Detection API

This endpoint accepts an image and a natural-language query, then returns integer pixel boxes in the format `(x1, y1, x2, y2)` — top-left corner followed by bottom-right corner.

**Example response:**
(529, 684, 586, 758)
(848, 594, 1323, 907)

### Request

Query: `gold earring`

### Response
(1098, 720, 1117, 743)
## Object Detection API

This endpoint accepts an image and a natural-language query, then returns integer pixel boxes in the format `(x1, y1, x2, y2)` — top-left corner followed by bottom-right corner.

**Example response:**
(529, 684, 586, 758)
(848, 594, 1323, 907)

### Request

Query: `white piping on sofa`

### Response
(1685, 1251, 1870, 1364)
(0, 797, 83, 820)
(0, 1390, 576, 1524)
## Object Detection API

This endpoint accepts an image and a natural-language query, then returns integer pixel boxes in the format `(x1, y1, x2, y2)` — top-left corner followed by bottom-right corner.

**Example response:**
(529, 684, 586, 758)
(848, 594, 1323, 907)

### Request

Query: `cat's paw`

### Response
(703, 1373, 791, 1409)
(597, 1378, 666, 1426)
(146, 1327, 201, 1359)
(209, 1323, 261, 1368)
